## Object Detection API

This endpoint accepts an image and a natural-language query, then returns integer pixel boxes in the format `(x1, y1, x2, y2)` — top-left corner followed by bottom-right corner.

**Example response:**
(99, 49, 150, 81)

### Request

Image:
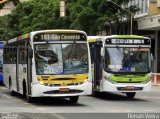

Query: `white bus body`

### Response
(88, 35, 152, 98)
(3, 30, 92, 103)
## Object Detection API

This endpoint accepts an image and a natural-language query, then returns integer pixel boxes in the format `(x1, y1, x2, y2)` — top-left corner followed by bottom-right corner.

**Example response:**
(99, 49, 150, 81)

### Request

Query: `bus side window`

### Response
(5, 46, 10, 63)
(9, 46, 12, 63)
(12, 44, 17, 63)
(19, 41, 27, 64)
(3, 46, 7, 64)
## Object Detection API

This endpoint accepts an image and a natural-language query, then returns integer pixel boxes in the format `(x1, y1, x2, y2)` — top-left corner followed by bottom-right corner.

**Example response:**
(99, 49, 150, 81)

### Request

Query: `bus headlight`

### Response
(104, 76, 118, 84)
(39, 81, 45, 85)
(83, 79, 88, 83)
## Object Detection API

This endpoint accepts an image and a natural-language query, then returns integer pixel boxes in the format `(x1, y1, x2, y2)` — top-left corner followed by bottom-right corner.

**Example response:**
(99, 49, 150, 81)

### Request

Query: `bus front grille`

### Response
(43, 82, 85, 87)
(43, 90, 83, 94)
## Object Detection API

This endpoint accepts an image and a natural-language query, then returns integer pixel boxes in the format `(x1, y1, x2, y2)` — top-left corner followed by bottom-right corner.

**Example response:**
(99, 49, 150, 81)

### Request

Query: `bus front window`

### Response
(34, 43, 88, 75)
(104, 47, 151, 73)
(35, 44, 63, 75)
(62, 44, 88, 74)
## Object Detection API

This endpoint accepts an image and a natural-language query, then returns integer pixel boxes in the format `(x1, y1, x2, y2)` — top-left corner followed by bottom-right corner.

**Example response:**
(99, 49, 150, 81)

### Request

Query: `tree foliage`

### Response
(0, 0, 139, 40)
(67, 0, 139, 35)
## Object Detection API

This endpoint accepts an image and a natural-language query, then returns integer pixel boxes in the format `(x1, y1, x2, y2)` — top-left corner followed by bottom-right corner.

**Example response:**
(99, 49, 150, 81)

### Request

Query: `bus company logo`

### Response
(129, 79, 132, 82)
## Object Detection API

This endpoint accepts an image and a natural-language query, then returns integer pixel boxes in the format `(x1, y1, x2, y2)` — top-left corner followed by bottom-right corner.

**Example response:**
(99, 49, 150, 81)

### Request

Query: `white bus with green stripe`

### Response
(88, 35, 152, 98)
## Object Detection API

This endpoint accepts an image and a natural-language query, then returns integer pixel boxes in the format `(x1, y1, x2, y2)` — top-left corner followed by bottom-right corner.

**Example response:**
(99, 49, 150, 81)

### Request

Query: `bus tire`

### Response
(92, 89, 98, 97)
(26, 95, 33, 103)
(23, 81, 26, 97)
(23, 81, 33, 103)
(126, 92, 136, 98)
(9, 78, 16, 96)
(69, 96, 79, 103)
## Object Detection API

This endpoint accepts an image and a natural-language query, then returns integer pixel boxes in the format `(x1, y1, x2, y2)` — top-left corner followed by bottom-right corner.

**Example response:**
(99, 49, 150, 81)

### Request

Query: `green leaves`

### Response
(0, 0, 60, 39)
(0, 0, 139, 40)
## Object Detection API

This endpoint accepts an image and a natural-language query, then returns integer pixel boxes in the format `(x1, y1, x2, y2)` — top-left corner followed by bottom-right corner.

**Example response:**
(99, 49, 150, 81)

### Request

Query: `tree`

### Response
(0, 0, 139, 40)
(67, 0, 139, 35)
(1, 0, 59, 39)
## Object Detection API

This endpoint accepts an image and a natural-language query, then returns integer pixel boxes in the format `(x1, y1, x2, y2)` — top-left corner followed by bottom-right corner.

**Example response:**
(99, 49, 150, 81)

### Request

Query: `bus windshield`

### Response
(34, 43, 88, 75)
(104, 47, 150, 73)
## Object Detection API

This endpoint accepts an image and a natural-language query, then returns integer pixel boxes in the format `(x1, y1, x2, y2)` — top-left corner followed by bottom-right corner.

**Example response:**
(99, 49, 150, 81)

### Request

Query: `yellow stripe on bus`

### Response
(37, 74, 88, 86)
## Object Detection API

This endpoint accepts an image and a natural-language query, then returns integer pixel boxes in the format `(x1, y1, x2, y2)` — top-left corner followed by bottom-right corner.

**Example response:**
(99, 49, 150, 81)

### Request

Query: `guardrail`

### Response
(151, 73, 160, 86)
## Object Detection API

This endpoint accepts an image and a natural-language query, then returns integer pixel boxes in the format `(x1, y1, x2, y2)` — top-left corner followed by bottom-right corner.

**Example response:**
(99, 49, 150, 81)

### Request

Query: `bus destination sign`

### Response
(105, 38, 150, 45)
(34, 33, 87, 42)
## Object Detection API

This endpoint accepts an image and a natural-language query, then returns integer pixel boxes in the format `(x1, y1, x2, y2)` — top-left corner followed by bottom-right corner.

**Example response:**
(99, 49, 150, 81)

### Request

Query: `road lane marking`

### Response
(143, 109, 157, 112)
(51, 114, 67, 119)
(123, 110, 132, 113)
(23, 102, 30, 105)
(110, 109, 121, 112)
(138, 96, 160, 99)
(36, 107, 46, 111)
(109, 109, 133, 113)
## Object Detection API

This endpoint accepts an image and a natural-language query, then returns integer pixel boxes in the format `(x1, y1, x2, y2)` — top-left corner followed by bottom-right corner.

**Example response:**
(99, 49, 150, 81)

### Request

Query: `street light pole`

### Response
(60, 0, 66, 17)
(106, 0, 133, 35)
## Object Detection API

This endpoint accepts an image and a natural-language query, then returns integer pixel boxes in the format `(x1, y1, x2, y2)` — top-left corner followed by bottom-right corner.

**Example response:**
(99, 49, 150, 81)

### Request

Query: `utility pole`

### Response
(60, 0, 66, 17)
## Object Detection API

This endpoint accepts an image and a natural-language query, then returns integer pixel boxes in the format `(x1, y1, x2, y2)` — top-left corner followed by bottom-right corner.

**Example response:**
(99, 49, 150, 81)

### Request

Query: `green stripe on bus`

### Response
(110, 74, 149, 82)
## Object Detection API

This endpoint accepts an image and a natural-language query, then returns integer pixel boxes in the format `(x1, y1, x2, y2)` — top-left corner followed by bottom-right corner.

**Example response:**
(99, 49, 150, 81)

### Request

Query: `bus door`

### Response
(16, 44, 20, 91)
(27, 43, 32, 95)
(17, 41, 28, 92)
(93, 42, 102, 90)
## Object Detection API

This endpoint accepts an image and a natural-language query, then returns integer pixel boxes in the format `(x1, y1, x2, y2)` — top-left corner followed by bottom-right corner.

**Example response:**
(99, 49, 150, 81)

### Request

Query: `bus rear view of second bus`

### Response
(88, 35, 152, 98)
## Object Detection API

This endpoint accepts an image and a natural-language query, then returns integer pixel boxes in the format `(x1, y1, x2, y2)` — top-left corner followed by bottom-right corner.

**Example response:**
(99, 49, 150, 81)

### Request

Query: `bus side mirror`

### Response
(29, 49, 33, 58)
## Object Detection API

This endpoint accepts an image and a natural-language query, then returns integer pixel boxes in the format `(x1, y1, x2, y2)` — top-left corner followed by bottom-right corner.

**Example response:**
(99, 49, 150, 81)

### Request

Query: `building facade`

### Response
(0, 2, 15, 16)
(0, 0, 30, 16)
(105, 0, 160, 73)
(134, 0, 160, 73)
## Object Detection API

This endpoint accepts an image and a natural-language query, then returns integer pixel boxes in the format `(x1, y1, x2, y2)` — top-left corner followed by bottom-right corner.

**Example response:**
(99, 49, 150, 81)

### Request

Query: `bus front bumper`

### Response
(102, 80, 151, 92)
(31, 82, 92, 97)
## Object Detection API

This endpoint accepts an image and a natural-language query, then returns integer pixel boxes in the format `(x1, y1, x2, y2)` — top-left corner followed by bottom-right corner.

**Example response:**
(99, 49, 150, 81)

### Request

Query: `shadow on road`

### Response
(0, 82, 4, 86)
(31, 97, 86, 107)
(91, 92, 147, 101)
(2, 88, 86, 107)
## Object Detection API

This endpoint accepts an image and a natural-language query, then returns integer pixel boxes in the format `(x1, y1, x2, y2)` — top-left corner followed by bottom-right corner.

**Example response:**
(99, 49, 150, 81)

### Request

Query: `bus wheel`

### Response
(26, 95, 33, 103)
(9, 79, 16, 96)
(69, 96, 79, 103)
(92, 89, 98, 97)
(126, 92, 136, 99)
(23, 81, 33, 103)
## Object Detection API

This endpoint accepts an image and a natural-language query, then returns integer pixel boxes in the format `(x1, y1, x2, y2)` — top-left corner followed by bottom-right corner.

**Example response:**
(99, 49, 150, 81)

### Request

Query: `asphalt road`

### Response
(0, 85, 160, 119)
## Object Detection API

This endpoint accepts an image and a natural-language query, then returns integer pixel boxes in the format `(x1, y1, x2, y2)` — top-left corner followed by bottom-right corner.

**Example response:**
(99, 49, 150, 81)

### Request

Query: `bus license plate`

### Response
(59, 88, 69, 92)
(126, 86, 135, 90)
